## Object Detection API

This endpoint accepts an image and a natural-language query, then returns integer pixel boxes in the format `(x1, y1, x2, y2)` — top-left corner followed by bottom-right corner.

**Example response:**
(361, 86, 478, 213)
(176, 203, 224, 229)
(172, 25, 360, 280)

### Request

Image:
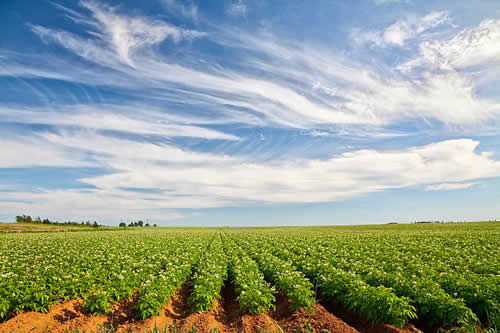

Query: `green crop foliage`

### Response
(222, 233, 275, 314)
(0, 230, 213, 320)
(234, 236, 316, 311)
(0, 222, 498, 331)
(135, 239, 209, 319)
(187, 234, 228, 312)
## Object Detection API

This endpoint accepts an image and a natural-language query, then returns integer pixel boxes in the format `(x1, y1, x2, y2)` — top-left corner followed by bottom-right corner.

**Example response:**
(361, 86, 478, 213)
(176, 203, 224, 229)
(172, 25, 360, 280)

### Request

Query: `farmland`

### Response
(0, 222, 498, 333)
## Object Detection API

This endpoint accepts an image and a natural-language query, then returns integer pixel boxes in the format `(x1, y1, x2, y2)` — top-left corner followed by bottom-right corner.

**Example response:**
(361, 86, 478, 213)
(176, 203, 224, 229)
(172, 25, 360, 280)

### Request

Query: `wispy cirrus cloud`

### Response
(227, 0, 247, 17)
(374, 0, 409, 5)
(0, 105, 239, 140)
(400, 19, 500, 71)
(0, 136, 92, 168)
(162, 0, 200, 22)
(351, 11, 451, 47)
(1, 3, 497, 132)
(426, 182, 478, 191)
(32, 0, 206, 67)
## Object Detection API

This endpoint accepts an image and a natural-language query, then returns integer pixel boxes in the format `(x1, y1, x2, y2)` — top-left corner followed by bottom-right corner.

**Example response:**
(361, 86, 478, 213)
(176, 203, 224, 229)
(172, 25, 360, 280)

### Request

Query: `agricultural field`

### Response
(0, 222, 498, 333)
(0, 222, 88, 233)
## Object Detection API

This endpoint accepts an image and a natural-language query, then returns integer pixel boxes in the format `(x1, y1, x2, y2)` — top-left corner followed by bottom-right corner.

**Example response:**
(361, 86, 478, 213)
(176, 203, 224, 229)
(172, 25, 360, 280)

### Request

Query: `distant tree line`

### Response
(119, 220, 157, 228)
(16, 215, 102, 227)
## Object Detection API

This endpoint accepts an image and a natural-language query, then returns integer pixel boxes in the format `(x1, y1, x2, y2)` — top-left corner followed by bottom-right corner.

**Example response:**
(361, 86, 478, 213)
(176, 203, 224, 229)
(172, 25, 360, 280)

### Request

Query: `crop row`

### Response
(187, 233, 228, 312)
(222, 234, 275, 314)
(234, 235, 316, 311)
(135, 238, 210, 319)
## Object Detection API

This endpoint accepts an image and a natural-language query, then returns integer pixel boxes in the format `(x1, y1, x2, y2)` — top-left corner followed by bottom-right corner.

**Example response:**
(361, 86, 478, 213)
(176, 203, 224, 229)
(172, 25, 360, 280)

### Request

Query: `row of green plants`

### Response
(234, 235, 315, 311)
(187, 234, 228, 312)
(221, 234, 275, 314)
(135, 239, 209, 319)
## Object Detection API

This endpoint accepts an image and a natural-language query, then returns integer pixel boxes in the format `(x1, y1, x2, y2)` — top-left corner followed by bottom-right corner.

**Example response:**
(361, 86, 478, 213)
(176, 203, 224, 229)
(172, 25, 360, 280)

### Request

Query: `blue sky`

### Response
(1, 0, 500, 226)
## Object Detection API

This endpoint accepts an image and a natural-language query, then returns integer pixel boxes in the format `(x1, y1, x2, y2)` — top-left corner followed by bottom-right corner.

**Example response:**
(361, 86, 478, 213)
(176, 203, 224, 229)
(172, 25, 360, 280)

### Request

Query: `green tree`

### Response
(119, 222, 126, 227)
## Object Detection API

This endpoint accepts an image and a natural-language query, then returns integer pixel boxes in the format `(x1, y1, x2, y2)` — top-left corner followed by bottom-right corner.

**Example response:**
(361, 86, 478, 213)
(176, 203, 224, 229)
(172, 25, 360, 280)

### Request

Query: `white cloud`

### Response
(162, 0, 199, 22)
(78, 138, 500, 204)
(0, 137, 92, 168)
(81, 0, 206, 66)
(352, 11, 450, 47)
(307, 131, 332, 137)
(0, 189, 186, 223)
(400, 19, 500, 71)
(231, 31, 500, 126)
(426, 182, 478, 191)
(40, 131, 236, 165)
(32, 1, 206, 67)
(227, 0, 247, 17)
(3, 133, 499, 204)
(0, 105, 239, 141)
(374, 0, 408, 5)
(0, 59, 71, 81)
(1, 128, 498, 220)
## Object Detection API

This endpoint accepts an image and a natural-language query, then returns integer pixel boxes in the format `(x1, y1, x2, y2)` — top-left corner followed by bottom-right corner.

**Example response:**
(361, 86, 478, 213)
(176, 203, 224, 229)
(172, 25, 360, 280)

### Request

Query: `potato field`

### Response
(0, 222, 498, 333)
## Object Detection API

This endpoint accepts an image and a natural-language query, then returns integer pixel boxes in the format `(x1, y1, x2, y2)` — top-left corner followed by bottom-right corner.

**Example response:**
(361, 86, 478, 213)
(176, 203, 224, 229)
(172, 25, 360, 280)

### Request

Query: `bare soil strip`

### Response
(271, 293, 359, 333)
(0, 284, 426, 333)
(318, 298, 422, 333)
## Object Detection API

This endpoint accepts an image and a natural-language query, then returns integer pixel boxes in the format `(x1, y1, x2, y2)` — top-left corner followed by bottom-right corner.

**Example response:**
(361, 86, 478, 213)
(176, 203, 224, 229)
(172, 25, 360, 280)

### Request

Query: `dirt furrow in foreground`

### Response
(0, 284, 424, 333)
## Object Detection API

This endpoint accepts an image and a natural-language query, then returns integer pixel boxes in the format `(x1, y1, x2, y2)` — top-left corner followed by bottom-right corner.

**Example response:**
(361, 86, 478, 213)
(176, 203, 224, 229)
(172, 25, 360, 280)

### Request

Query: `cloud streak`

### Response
(351, 11, 451, 47)
(400, 19, 500, 71)
(426, 182, 478, 191)
(33, 0, 206, 68)
(162, 0, 200, 22)
(227, 0, 247, 17)
(0, 105, 239, 140)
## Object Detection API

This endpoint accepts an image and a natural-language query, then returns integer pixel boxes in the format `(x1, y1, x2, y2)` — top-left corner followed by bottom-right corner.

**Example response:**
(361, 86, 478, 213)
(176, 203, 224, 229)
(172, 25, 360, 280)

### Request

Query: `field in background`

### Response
(0, 221, 498, 333)
(2, 220, 497, 233)
(0, 222, 119, 232)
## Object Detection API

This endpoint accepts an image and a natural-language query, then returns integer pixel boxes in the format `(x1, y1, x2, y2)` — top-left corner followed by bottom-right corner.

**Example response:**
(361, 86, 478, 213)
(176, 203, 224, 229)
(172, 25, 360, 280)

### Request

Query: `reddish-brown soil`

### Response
(0, 285, 426, 333)
(271, 293, 359, 333)
(319, 298, 422, 333)
(180, 286, 275, 332)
